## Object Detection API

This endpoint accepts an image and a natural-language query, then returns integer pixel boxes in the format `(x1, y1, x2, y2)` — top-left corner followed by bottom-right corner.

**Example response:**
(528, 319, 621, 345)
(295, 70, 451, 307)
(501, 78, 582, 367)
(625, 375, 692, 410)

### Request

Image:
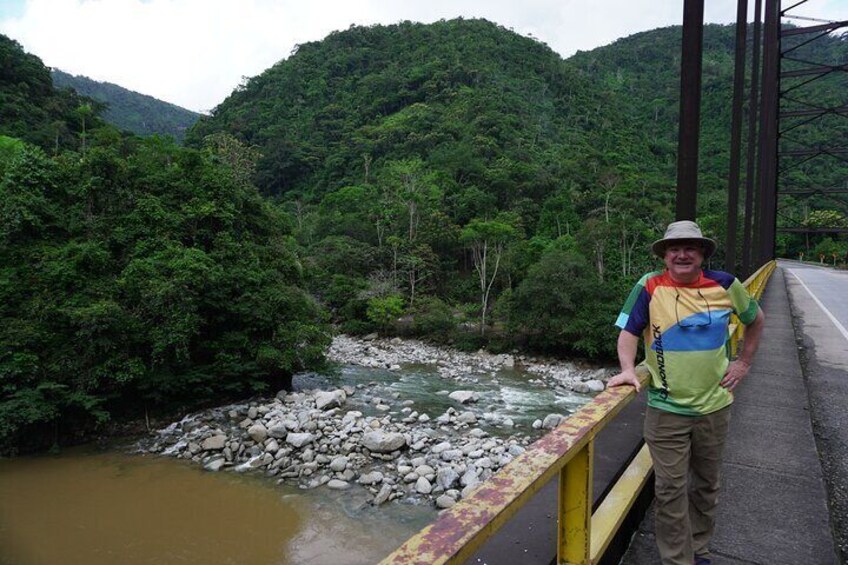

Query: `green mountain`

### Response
(0, 34, 99, 152)
(189, 18, 846, 262)
(52, 69, 200, 142)
(189, 19, 663, 205)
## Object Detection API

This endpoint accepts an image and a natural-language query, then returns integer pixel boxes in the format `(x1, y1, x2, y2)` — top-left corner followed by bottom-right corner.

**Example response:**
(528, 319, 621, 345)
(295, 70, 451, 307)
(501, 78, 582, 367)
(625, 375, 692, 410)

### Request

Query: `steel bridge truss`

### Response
(775, 5, 848, 254)
(677, 0, 847, 276)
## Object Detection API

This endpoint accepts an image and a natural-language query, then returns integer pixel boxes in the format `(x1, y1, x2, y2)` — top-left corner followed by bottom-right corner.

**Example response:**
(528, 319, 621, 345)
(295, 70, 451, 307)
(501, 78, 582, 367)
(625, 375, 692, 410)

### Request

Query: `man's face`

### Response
(663, 242, 704, 282)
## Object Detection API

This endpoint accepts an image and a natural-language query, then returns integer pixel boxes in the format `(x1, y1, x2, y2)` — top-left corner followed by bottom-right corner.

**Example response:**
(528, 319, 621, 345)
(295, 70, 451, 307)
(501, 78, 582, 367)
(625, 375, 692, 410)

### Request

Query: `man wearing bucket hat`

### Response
(608, 220, 765, 565)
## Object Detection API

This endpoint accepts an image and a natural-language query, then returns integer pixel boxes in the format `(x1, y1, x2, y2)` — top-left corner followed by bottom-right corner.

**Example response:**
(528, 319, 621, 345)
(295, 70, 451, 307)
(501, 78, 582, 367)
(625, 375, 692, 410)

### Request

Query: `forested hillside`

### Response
(1, 34, 328, 453)
(0, 35, 102, 153)
(189, 19, 846, 361)
(52, 69, 200, 142)
(189, 19, 681, 359)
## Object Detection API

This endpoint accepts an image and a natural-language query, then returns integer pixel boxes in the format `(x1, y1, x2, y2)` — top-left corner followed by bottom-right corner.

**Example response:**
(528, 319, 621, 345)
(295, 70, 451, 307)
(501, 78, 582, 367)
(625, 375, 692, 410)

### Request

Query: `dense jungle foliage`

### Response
(189, 18, 847, 350)
(52, 69, 201, 143)
(0, 35, 102, 153)
(188, 18, 680, 355)
(1, 19, 846, 451)
(1, 35, 328, 452)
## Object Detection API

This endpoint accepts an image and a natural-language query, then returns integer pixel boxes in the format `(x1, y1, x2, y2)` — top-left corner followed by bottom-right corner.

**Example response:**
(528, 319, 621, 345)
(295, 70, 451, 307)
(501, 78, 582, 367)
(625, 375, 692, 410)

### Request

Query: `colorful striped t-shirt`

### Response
(615, 269, 759, 416)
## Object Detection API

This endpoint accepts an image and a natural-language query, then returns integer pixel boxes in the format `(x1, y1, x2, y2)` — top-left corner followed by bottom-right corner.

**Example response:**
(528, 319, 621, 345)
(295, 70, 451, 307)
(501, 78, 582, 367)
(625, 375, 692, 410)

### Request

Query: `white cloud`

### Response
(1, 0, 846, 113)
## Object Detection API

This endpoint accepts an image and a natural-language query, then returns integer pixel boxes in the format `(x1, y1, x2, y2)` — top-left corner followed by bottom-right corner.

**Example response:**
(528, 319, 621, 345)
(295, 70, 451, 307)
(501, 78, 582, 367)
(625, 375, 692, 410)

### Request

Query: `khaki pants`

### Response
(644, 405, 732, 565)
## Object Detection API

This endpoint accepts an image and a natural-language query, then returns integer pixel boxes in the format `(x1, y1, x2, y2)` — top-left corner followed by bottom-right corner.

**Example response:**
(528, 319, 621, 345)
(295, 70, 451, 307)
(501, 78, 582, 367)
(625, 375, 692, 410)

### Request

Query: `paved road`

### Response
(782, 260, 848, 562)
(784, 261, 848, 336)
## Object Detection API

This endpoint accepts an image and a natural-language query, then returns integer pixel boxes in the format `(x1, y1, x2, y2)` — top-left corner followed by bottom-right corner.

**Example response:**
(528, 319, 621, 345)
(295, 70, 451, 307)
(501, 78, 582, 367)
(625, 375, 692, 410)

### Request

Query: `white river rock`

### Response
(247, 423, 268, 443)
(201, 435, 227, 451)
(327, 479, 351, 490)
(315, 389, 346, 410)
(542, 414, 565, 429)
(286, 432, 315, 448)
(416, 476, 433, 494)
(361, 430, 406, 453)
(448, 391, 478, 404)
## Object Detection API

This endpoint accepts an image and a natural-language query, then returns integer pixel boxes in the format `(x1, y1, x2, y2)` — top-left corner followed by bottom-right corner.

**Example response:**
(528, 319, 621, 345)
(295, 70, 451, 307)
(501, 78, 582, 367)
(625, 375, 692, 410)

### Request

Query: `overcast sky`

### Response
(2, 0, 846, 114)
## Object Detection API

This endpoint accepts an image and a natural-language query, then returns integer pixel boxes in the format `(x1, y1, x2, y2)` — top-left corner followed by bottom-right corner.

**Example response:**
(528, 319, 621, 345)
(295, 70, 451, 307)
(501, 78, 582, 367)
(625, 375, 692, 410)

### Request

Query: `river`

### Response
(0, 352, 600, 565)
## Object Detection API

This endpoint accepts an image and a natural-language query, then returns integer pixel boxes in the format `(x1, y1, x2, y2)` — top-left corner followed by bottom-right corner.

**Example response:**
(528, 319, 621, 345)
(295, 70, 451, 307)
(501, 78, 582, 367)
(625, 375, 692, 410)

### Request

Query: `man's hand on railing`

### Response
(607, 368, 641, 393)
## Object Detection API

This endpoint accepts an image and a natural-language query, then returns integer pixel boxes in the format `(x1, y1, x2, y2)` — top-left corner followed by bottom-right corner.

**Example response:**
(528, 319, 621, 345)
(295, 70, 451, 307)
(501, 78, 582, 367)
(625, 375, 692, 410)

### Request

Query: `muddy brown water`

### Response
(0, 447, 434, 565)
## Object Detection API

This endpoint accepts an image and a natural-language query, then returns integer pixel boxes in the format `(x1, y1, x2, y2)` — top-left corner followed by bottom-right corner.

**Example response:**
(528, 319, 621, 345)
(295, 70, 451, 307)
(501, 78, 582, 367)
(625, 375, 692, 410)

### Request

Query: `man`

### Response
(608, 220, 765, 565)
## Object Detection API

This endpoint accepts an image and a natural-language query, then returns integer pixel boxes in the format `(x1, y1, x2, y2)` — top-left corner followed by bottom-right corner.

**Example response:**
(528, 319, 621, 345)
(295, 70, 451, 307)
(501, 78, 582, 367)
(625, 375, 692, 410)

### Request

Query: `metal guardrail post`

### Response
(559, 441, 593, 564)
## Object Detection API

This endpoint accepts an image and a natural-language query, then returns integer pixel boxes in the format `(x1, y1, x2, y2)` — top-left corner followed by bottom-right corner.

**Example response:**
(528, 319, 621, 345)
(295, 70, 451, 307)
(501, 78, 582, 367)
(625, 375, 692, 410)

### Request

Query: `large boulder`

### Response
(361, 430, 407, 453)
(456, 411, 477, 424)
(201, 435, 227, 451)
(286, 432, 315, 448)
(247, 423, 268, 443)
(329, 456, 349, 472)
(327, 479, 350, 490)
(315, 389, 346, 411)
(373, 484, 393, 506)
(204, 457, 226, 472)
(358, 471, 384, 485)
(437, 467, 460, 490)
(542, 413, 566, 429)
(586, 379, 605, 393)
(448, 390, 479, 404)
(436, 494, 457, 509)
(416, 476, 433, 494)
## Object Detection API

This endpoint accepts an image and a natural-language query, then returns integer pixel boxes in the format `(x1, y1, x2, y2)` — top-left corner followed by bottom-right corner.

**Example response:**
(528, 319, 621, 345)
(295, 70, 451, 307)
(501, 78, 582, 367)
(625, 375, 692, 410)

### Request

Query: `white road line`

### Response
(789, 269, 848, 343)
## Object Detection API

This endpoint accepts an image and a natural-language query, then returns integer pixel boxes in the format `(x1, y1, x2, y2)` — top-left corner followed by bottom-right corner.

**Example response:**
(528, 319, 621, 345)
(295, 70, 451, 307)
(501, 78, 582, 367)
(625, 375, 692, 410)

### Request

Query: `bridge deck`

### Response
(621, 266, 838, 564)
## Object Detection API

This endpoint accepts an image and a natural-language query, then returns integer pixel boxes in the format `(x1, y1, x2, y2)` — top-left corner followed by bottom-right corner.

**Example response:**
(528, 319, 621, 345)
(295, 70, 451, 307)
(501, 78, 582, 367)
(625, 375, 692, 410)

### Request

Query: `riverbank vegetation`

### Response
(2, 20, 846, 452)
(1, 37, 329, 452)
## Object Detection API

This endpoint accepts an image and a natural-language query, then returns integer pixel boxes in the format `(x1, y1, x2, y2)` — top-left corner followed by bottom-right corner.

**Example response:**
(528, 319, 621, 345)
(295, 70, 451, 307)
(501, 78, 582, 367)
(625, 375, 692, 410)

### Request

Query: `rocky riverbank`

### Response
(328, 334, 610, 394)
(142, 336, 613, 509)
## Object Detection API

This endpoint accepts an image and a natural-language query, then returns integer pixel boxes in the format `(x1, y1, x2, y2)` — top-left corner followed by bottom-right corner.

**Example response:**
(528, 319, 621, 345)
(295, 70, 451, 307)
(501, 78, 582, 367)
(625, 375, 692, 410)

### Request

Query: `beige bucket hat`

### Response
(651, 220, 717, 259)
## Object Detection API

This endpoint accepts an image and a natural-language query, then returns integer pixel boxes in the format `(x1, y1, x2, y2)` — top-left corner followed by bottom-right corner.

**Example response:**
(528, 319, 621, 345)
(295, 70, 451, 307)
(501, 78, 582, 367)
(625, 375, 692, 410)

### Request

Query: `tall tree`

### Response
(461, 217, 517, 335)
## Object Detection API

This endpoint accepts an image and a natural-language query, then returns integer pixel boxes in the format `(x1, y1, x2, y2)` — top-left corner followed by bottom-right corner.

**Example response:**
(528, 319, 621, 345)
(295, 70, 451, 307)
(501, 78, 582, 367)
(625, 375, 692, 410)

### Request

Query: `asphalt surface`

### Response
(783, 260, 848, 562)
(621, 265, 840, 564)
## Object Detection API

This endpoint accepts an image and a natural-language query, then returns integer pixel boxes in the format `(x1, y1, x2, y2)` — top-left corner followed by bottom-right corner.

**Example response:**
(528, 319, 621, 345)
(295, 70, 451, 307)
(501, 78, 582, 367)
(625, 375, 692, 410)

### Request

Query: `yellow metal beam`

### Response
(559, 441, 594, 564)
(589, 444, 653, 562)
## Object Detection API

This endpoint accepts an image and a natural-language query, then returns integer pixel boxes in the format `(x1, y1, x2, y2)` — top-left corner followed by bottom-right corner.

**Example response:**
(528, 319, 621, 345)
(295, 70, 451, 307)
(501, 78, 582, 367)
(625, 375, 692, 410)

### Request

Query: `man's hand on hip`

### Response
(720, 360, 751, 391)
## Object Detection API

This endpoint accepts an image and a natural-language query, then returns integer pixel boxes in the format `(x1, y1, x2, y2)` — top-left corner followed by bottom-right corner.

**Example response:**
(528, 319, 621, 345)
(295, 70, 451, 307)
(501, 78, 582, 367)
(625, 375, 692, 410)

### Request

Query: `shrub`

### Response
(366, 295, 405, 331)
(411, 296, 455, 337)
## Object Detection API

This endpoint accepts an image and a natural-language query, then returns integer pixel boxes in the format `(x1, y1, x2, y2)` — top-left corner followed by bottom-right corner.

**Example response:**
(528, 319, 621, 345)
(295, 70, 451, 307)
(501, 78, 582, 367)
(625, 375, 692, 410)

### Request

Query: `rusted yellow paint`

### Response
(559, 441, 593, 564)
(382, 262, 782, 565)
(589, 444, 653, 562)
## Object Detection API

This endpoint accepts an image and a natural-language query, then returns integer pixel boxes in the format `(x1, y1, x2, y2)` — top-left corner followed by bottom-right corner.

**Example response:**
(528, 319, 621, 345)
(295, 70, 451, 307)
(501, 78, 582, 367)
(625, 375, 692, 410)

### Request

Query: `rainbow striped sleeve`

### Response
(616, 271, 660, 335)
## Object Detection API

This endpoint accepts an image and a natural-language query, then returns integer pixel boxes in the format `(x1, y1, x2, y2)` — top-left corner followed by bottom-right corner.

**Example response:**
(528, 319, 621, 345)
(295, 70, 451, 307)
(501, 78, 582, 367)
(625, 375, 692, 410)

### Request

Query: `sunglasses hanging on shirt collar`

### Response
(675, 289, 712, 328)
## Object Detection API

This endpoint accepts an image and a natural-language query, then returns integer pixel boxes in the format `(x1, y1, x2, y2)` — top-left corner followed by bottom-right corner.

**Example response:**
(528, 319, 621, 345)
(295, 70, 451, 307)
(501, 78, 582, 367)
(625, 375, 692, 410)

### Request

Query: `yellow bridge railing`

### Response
(382, 260, 777, 565)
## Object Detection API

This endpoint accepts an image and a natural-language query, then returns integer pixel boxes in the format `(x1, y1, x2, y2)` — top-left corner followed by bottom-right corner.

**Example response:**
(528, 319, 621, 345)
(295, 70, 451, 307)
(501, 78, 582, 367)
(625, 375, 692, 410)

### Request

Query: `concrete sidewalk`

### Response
(621, 267, 838, 564)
